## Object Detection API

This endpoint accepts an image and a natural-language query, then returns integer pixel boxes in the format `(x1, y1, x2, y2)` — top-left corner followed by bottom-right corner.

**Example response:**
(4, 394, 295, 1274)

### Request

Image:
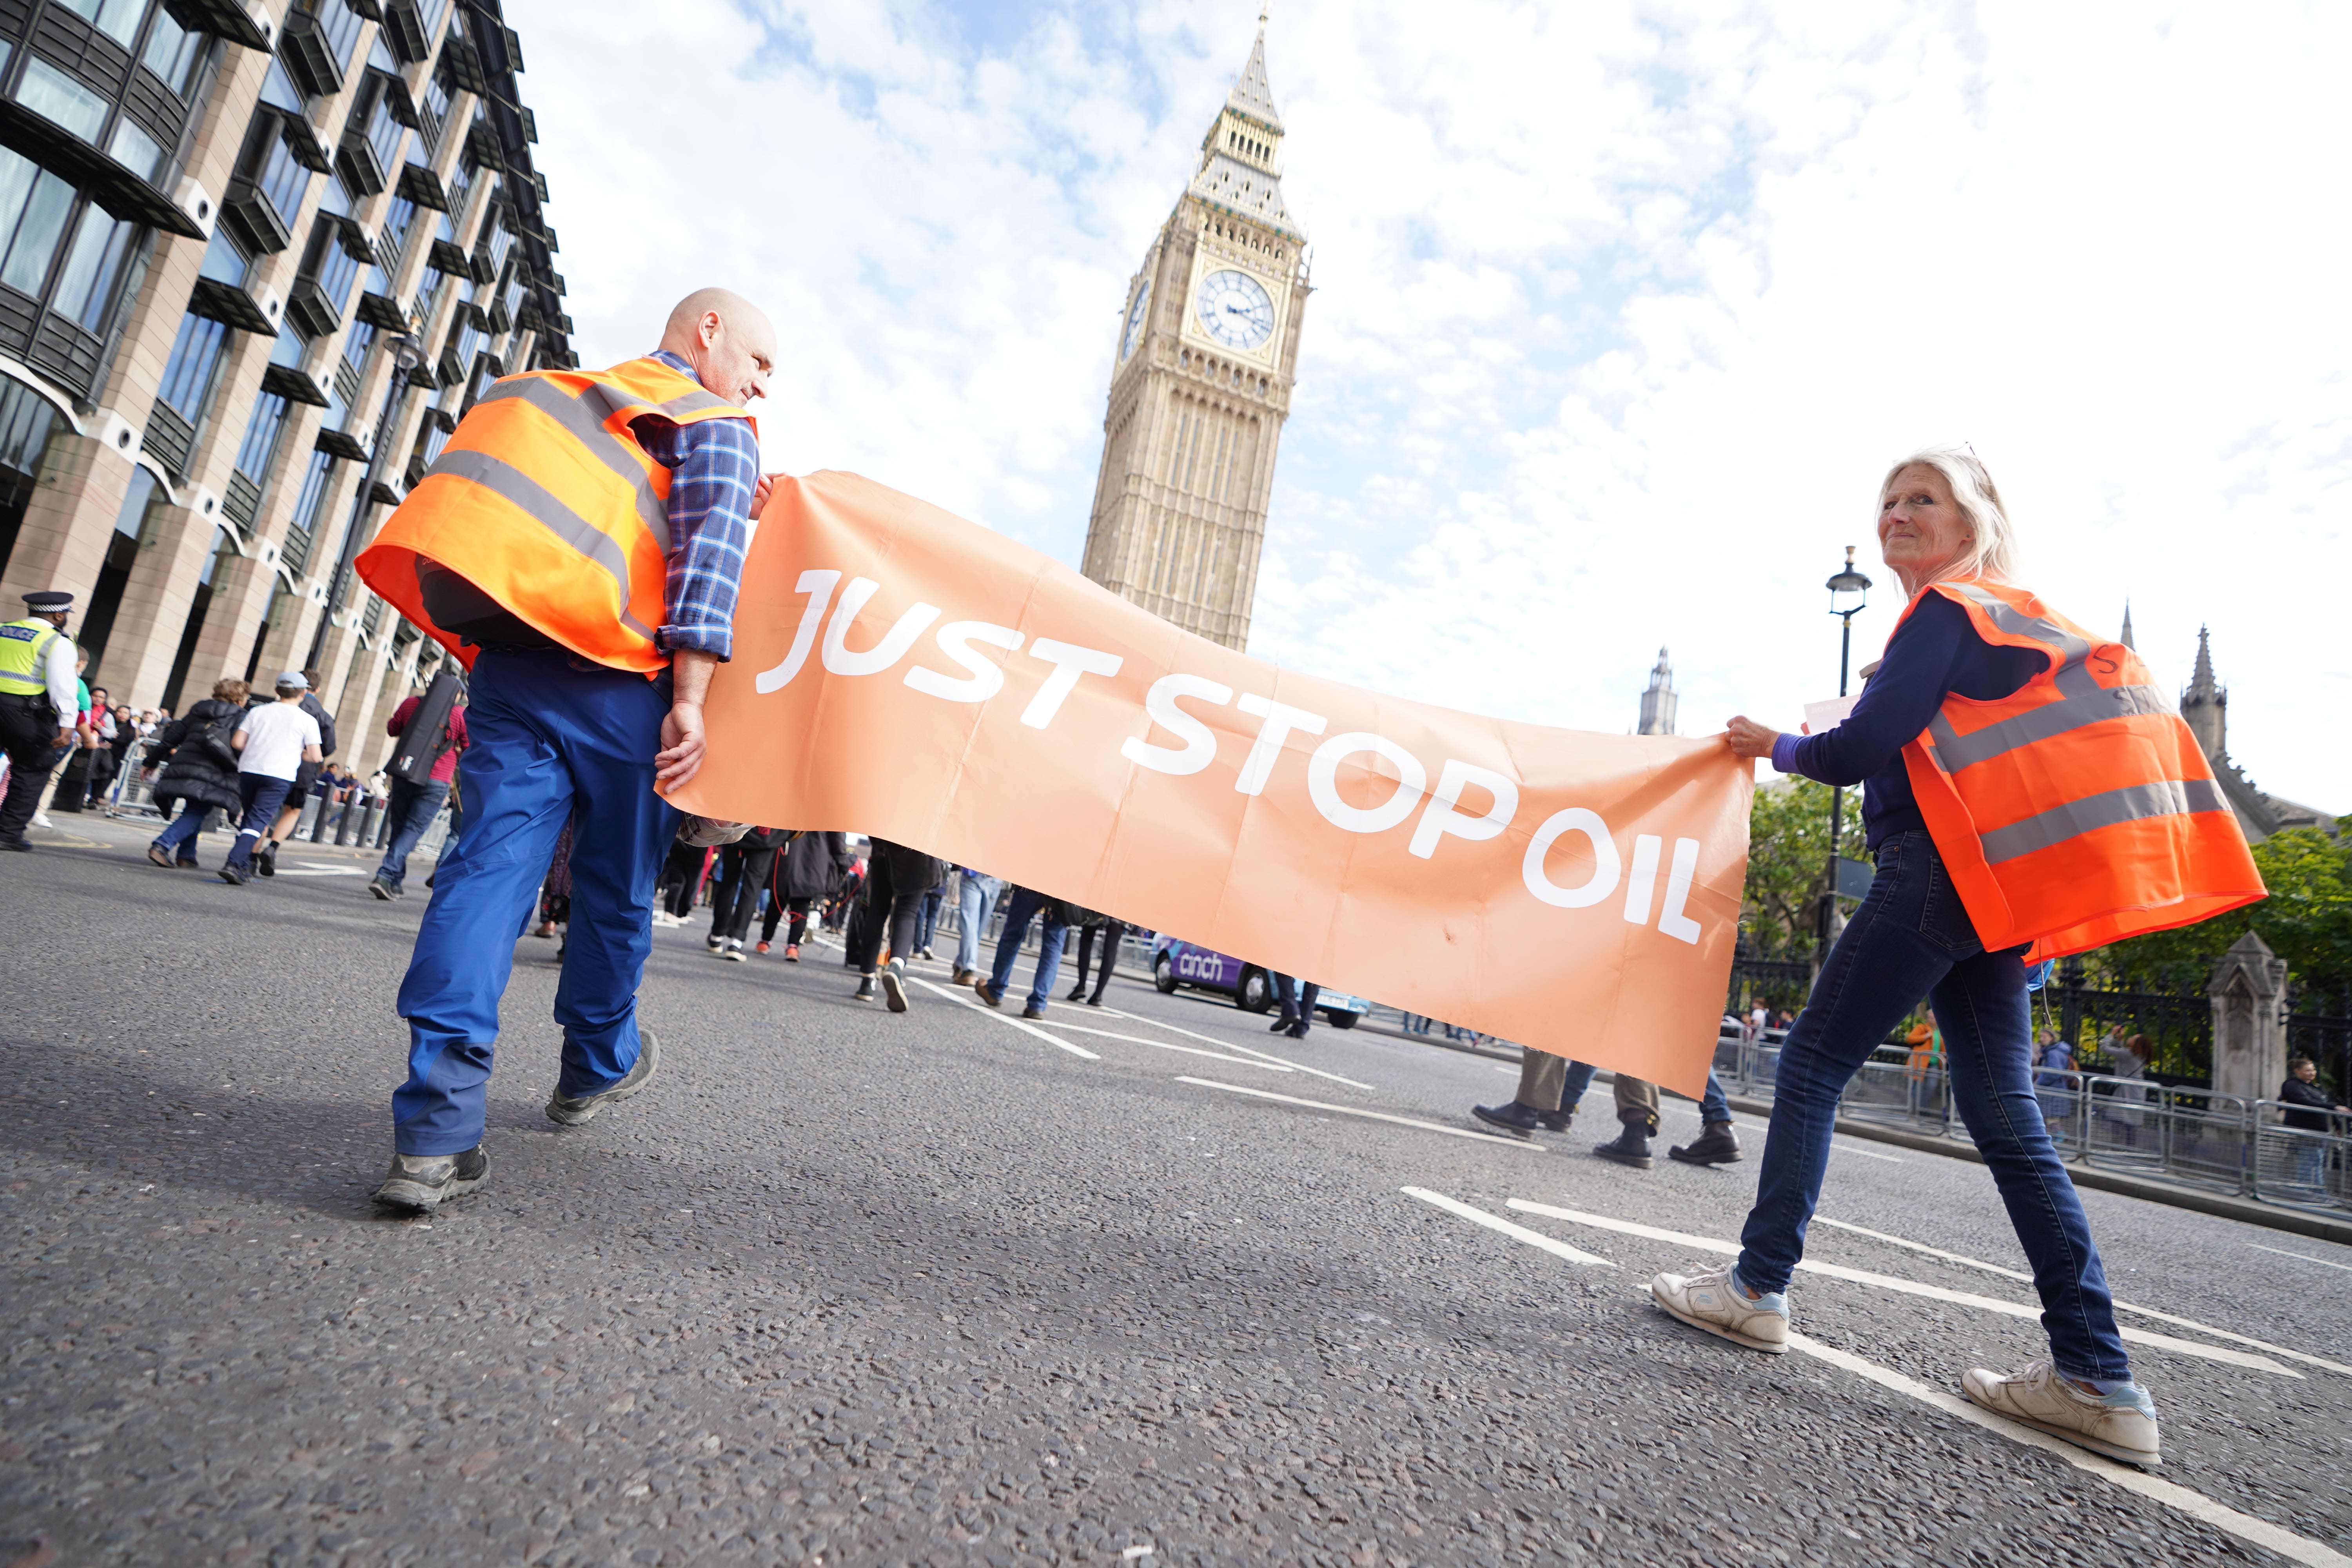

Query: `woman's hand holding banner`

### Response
(670, 472, 1754, 1095)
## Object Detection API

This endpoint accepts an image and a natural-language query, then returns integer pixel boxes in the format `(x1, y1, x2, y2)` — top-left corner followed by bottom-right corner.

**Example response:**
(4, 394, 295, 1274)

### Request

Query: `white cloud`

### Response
(513, 0, 2347, 812)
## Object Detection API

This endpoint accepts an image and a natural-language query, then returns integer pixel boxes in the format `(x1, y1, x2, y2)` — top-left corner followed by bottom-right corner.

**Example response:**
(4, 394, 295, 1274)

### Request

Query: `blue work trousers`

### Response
(956, 874, 999, 973)
(1271, 973, 1321, 1027)
(390, 649, 676, 1156)
(376, 777, 450, 890)
(987, 887, 1067, 1011)
(1734, 831, 2130, 1381)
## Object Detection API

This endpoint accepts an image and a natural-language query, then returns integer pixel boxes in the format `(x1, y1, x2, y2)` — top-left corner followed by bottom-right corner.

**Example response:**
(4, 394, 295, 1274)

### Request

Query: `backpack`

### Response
(196, 703, 240, 769)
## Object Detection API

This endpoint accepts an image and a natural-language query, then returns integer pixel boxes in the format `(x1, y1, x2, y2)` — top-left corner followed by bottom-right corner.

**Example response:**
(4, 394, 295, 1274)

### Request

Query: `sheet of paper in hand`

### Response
(670, 472, 1755, 1094)
(1803, 693, 1861, 735)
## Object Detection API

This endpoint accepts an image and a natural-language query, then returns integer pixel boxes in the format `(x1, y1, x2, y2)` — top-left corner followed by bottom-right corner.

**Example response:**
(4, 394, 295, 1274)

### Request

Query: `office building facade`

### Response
(0, 0, 571, 776)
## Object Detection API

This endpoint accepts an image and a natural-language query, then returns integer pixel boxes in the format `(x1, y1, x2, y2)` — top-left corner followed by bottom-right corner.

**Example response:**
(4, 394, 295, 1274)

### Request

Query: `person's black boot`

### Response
(1472, 1100, 1553, 1138)
(256, 840, 278, 877)
(1066, 985, 1088, 1001)
(1669, 1121, 1743, 1165)
(1268, 1012, 1298, 1034)
(1539, 1105, 1576, 1134)
(853, 974, 878, 1002)
(1593, 1121, 1655, 1169)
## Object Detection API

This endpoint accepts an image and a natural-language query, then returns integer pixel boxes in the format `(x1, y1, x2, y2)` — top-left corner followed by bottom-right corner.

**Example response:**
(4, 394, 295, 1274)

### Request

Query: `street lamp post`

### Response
(307, 332, 425, 674)
(1818, 545, 1872, 961)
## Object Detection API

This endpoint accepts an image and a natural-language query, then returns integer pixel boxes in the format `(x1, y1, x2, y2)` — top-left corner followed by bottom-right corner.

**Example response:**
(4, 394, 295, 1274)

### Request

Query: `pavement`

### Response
(6, 812, 2352, 1567)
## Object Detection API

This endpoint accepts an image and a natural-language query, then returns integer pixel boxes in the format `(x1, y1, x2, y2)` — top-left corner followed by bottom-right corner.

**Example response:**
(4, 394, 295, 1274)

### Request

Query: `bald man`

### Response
(367, 290, 780, 1214)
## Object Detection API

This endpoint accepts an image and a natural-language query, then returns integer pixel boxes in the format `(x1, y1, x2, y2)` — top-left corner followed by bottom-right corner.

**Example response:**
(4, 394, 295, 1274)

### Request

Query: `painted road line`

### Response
(909, 976, 1100, 1060)
(1047, 1023, 1295, 1072)
(1819, 1217, 2352, 1379)
(1174, 1077, 1547, 1150)
(1414, 1200, 2352, 1568)
(1096, 1005, 1376, 1090)
(1788, 1334, 2352, 1568)
(2251, 1243, 2352, 1275)
(1504, 1200, 2298, 1378)
(1400, 1188, 1615, 1267)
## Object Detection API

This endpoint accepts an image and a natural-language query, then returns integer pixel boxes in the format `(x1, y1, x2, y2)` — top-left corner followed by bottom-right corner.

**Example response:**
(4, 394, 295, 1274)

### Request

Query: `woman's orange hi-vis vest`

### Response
(355, 356, 755, 673)
(1897, 579, 2264, 962)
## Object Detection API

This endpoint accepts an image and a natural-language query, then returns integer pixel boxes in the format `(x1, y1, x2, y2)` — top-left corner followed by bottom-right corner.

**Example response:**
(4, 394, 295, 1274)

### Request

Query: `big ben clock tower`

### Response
(1078, 18, 1309, 652)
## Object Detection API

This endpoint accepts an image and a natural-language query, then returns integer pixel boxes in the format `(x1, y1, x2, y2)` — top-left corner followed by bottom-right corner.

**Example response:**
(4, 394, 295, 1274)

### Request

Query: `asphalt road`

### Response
(6, 813, 2350, 1568)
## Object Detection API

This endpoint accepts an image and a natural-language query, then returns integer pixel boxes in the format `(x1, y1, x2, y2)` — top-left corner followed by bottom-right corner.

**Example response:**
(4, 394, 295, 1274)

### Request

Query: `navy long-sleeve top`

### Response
(1771, 591, 2047, 850)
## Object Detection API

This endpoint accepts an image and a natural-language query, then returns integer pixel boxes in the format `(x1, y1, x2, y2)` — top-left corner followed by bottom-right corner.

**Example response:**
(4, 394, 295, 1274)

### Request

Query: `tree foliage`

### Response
(1741, 779, 1844, 956)
(2098, 822, 2352, 1004)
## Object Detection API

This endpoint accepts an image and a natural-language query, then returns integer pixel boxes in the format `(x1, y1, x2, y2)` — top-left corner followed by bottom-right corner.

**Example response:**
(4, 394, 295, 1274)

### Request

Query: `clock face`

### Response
(1194, 268, 1274, 351)
(1120, 279, 1151, 362)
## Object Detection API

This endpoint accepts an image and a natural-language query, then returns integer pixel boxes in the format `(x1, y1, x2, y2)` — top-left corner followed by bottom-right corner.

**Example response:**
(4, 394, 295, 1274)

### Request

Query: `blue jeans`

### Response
(956, 874, 999, 973)
(987, 886, 1067, 1011)
(917, 887, 943, 951)
(375, 777, 450, 889)
(1735, 831, 2129, 1380)
(225, 774, 292, 867)
(152, 799, 211, 860)
(390, 650, 677, 1156)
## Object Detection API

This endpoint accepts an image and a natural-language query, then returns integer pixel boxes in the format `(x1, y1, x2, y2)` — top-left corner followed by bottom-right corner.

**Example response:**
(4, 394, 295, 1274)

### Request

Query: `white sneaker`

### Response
(31, 811, 52, 827)
(1651, 1262, 1789, 1354)
(706, 933, 724, 951)
(650, 912, 682, 928)
(722, 939, 746, 962)
(1961, 1359, 2160, 1467)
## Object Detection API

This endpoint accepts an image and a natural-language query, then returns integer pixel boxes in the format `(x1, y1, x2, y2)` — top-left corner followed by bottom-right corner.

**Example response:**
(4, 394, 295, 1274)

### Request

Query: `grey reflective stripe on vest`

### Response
(475, 377, 672, 554)
(0, 620, 56, 693)
(1925, 583, 2163, 773)
(424, 448, 641, 613)
(1927, 668, 2174, 772)
(1979, 778, 2229, 865)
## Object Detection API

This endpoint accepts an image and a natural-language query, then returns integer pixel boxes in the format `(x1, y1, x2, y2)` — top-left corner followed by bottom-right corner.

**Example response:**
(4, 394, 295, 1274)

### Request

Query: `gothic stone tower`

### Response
(1078, 24, 1309, 651)
(1638, 648, 1677, 736)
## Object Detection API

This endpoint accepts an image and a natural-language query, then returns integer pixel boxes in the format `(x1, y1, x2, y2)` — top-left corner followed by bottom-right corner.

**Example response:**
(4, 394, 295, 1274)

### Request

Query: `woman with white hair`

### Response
(1651, 447, 2263, 1469)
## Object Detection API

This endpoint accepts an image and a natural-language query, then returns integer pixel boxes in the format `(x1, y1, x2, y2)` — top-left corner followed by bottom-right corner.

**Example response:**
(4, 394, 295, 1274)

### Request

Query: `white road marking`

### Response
(1094, 1004, 1375, 1089)
(276, 865, 368, 877)
(1400, 1188, 1614, 1266)
(1047, 1023, 1295, 1072)
(908, 976, 1099, 1060)
(1174, 1077, 1546, 1150)
(1818, 1218, 2352, 1379)
(2250, 1243, 2352, 1275)
(1413, 1198, 2352, 1568)
(1504, 1200, 2298, 1377)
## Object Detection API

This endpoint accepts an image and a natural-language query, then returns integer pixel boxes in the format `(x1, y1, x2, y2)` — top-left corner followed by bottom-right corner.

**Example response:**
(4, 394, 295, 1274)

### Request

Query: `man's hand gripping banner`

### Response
(671, 472, 1755, 1095)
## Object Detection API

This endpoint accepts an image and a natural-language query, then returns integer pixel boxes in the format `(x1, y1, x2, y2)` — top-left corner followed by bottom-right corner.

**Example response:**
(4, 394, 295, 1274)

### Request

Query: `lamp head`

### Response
(388, 334, 424, 372)
(1827, 543, 1871, 615)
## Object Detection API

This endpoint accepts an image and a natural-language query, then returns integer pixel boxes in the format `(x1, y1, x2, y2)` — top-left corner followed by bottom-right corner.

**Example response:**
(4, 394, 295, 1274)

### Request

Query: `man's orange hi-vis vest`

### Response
(356, 356, 755, 673)
(1898, 579, 2264, 962)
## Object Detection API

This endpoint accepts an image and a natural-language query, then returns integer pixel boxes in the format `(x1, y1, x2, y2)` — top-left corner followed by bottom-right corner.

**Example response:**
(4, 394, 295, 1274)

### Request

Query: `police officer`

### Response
(0, 590, 79, 852)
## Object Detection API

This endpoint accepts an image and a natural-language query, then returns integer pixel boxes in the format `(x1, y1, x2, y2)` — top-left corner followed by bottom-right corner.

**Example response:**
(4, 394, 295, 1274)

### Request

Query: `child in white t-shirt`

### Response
(220, 672, 323, 885)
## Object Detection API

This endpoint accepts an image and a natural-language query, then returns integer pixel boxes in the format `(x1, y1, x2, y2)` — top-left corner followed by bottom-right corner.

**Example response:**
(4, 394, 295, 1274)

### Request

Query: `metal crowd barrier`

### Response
(1704, 1030, 2351, 1212)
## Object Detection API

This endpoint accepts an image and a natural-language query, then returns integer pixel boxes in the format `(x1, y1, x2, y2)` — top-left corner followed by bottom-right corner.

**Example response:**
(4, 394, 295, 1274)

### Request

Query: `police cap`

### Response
(22, 590, 71, 612)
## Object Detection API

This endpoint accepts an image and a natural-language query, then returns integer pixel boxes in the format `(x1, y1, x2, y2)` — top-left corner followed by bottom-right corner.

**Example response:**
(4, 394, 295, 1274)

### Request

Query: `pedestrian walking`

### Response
(765, 829, 850, 958)
(253, 668, 337, 877)
(1651, 446, 2261, 1468)
(0, 590, 80, 851)
(976, 886, 1071, 1019)
(915, 871, 945, 960)
(848, 838, 945, 1009)
(706, 825, 782, 960)
(359, 287, 777, 1214)
(367, 687, 467, 899)
(2033, 1029, 2078, 1140)
(1267, 971, 1320, 1039)
(217, 673, 322, 885)
(952, 866, 1000, 985)
(145, 679, 250, 867)
(1064, 915, 1128, 1007)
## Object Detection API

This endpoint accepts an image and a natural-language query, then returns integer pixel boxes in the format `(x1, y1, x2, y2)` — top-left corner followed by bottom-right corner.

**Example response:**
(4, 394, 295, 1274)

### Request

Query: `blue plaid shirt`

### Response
(637, 348, 760, 661)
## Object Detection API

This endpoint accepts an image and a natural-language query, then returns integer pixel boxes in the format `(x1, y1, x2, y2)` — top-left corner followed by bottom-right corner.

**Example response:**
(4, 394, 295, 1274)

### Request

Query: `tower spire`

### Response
(1639, 648, 1677, 736)
(2119, 599, 2135, 651)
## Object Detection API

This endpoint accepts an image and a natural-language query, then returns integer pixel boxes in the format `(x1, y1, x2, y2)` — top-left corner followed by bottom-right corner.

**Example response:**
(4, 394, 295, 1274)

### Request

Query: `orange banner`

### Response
(670, 472, 1754, 1095)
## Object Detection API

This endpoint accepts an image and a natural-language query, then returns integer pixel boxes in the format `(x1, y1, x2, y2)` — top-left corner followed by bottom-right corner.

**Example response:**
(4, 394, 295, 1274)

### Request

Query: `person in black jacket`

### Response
(145, 679, 250, 867)
(250, 668, 337, 878)
(2280, 1057, 2348, 1188)
(762, 829, 851, 958)
(849, 838, 944, 1011)
(705, 825, 782, 960)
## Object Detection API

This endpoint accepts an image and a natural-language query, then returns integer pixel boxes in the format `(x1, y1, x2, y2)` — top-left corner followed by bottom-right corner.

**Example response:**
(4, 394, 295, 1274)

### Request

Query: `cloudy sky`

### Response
(512, 0, 2347, 813)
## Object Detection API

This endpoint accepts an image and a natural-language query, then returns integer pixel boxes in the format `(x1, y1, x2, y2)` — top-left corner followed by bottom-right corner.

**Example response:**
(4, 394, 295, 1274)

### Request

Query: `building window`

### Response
(140, 6, 210, 99)
(156, 310, 230, 420)
(52, 204, 135, 330)
(58, 0, 146, 49)
(0, 148, 76, 294)
(16, 57, 109, 142)
(233, 391, 289, 479)
(290, 448, 335, 532)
